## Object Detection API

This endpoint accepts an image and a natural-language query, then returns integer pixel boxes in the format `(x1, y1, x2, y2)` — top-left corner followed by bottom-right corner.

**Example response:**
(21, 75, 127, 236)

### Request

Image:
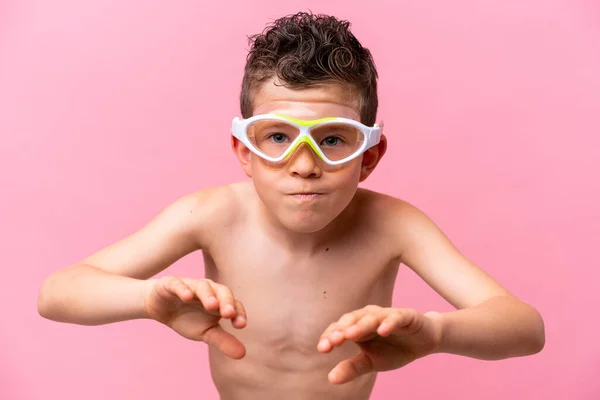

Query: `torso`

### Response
(201, 182, 401, 400)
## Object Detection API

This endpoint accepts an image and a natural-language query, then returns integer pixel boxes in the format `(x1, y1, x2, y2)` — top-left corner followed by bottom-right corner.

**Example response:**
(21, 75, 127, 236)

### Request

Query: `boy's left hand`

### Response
(317, 305, 443, 385)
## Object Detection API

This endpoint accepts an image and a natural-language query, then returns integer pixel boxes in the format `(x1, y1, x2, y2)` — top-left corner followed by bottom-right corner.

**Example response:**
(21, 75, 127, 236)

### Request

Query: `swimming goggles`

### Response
(231, 114, 382, 166)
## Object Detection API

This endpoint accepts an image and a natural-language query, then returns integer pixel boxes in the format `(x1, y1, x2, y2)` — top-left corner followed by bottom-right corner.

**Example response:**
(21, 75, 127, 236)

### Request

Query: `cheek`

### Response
(250, 158, 280, 199)
(329, 162, 362, 192)
(321, 164, 362, 214)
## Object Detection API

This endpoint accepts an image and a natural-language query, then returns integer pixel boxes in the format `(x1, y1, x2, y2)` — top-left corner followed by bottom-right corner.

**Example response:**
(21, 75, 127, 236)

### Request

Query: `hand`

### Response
(145, 276, 247, 359)
(317, 306, 443, 384)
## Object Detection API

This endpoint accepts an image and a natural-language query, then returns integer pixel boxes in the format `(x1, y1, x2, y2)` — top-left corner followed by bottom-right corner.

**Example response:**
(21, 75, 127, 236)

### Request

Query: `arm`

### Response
(395, 201, 545, 359)
(37, 187, 226, 326)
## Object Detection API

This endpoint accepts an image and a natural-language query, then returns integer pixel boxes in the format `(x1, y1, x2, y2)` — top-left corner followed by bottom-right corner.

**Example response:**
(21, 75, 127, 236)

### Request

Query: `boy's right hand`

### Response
(144, 276, 247, 359)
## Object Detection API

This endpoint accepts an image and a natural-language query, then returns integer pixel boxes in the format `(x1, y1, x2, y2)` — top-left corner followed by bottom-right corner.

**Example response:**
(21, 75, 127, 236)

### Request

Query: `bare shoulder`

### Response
(353, 188, 436, 258)
(354, 187, 418, 223)
(173, 182, 248, 248)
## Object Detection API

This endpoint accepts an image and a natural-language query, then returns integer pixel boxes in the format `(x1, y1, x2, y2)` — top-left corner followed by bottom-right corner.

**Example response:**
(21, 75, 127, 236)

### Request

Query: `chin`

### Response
(277, 211, 334, 233)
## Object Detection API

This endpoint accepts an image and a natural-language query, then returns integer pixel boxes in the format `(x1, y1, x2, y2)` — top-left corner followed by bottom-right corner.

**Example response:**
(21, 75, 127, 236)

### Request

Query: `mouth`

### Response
(288, 192, 324, 201)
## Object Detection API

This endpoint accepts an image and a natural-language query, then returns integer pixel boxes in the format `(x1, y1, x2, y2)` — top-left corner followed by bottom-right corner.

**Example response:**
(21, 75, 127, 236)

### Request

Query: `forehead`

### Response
(252, 78, 361, 121)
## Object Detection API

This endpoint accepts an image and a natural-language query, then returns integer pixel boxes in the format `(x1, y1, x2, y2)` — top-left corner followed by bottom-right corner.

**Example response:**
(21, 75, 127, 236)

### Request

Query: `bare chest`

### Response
(203, 232, 399, 355)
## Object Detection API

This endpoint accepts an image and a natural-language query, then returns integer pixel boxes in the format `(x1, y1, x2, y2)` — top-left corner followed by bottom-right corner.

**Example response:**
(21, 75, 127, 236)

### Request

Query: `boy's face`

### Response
(232, 78, 387, 233)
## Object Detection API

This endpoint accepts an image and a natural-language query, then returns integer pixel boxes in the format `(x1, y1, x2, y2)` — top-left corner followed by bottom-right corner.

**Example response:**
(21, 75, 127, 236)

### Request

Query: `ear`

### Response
(359, 134, 387, 182)
(231, 136, 253, 178)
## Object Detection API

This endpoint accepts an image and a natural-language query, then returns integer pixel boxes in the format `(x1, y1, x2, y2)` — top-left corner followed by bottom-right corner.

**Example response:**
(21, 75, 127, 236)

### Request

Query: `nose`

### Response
(286, 143, 322, 178)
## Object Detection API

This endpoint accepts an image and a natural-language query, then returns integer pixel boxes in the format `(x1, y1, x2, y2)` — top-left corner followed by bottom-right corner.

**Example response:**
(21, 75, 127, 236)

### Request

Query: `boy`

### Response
(37, 12, 545, 400)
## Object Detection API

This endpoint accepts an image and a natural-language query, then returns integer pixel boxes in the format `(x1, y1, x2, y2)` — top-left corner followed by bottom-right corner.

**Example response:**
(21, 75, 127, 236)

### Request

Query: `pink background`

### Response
(1, 0, 599, 399)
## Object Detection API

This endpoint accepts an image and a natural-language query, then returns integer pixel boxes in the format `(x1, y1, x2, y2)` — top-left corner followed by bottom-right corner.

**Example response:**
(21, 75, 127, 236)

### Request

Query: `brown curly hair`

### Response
(240, 12, 379, 125)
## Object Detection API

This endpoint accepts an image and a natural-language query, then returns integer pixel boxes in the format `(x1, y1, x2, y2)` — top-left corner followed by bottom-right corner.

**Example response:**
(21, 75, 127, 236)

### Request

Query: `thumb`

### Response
(328, 351, 373, 385)
(201, 324, 246, 360)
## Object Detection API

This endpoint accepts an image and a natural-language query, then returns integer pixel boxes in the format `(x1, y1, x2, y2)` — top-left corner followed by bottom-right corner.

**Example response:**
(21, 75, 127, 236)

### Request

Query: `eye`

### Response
(321, 136, 343, 146)
(268, 133, 289, 143)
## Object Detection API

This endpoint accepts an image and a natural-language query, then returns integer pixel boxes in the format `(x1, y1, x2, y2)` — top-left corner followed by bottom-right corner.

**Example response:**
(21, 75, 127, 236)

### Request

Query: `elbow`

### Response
(526, 306, 546, 355)
(37, 265, 83, 320)
(37, 277, 54, 320)
(531, 336, 546, 355)
(37, 273, 63, 321)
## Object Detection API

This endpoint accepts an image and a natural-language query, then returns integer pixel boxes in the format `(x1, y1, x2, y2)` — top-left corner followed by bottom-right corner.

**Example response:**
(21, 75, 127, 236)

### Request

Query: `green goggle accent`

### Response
(275, 114, 336, 127)
(273, 115, 339, 161)
(281, 135, 323, 159)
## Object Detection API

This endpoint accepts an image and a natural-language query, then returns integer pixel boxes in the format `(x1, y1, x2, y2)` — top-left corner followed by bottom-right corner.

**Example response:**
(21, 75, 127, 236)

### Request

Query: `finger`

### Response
(210, 281, 237, 319)
(153, 278, 178, 302)
(328, 351, 373, 385)
(377, 313, 402, 337)
(338, 311, 361, 328)
(231, 299, 247, 329)
(188, 279, 219, 312)
(201, 324, 246, 360)
(344, 313, 384, 342)
(319, 323, 339, 343)
(317, 333, 334, 353)
(318, 308, 372, 352)
(320, 310, 361, 343)
(162, 276, 194, 302)
(318, 323, 347, 350)
(377, 309, 420, 337)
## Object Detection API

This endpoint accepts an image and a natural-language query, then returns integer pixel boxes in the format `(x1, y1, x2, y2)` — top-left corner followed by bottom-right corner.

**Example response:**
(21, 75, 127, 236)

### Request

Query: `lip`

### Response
(288, 192, 324, 201)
